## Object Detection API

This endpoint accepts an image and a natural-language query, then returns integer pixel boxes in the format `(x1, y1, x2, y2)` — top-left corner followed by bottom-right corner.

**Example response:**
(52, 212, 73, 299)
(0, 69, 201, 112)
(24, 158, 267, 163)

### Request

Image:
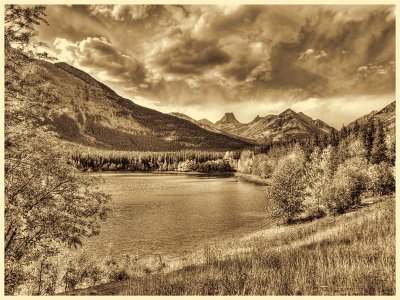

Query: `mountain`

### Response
(6, 49, 253, 151)
(347, 101, 395, 134)
(169, 112, 254, 143)
(213, 113, 249, 138)
(198, 118, 214, 127)
(215, 112, 240, 125)
(213, 109, 336, 143)
(168, 112, 224, 134)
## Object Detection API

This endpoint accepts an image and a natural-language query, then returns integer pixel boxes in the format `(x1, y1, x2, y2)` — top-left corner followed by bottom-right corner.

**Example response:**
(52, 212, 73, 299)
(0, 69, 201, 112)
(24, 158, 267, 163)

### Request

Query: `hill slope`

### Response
(6, 49, 253, 151)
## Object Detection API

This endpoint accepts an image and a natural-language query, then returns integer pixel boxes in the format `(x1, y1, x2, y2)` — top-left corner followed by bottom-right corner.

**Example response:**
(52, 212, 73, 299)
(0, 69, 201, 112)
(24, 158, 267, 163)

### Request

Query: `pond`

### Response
(81, 172, 270, 261)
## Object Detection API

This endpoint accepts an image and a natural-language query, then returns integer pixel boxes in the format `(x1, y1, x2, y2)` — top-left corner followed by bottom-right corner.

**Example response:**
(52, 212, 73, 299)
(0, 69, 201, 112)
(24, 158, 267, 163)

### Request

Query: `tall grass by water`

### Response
(69, 195, 395, 296)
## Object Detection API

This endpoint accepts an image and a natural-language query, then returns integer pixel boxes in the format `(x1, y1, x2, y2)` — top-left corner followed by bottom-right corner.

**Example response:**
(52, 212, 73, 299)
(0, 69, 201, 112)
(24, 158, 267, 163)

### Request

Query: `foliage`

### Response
(322, 157, 369, 214)
(252, 154, 273, 178)
(5, 5, 54, 59)
(5, 128, 110, 294)
(4, 8, 110, 294)
(303, 146, 337, 215)
(370, 120, 387, 164)
(367, 162, 395, 196)
(267, 147, 307, 223)
(28, 258, 59, 295)
(237, 150, 254, 174)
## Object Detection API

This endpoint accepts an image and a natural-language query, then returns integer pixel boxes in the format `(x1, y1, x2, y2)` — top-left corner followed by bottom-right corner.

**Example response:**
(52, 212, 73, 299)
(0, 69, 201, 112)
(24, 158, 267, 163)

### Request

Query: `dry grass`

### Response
(68, 195, 395, 296)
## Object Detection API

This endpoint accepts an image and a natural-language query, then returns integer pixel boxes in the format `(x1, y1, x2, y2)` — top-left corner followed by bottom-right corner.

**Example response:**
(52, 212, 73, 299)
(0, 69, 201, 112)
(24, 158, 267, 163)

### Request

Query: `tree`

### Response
(340, 125, 348, 139)
(367, 162, 395, 196)
(5, 5, 54, 59)
(360, 120, 375, 161)
(352, 121, 360, 138)
(5, 130, 110, 294)
(386, 134, 395, 166)
(370, 119, 387, 164)
(328, 128, 339, 147)
(304, 145, 337, 216)
(267, 146, 307, 223)
(4, 6, 110, 294)
(238, 150, 254, 174)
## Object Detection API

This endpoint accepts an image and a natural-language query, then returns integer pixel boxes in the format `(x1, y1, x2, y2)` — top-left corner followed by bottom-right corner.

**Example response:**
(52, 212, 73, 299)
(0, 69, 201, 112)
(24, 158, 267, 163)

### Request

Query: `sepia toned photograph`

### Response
(3, 2, 396, 296)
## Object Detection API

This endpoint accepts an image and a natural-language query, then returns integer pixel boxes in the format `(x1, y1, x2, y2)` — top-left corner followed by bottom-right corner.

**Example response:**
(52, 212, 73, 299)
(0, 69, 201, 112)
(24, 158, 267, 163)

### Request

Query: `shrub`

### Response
(322, 157, 369, 214)
(102, 246, 130, 282)
(177, 160, 196, 172)
(252, 154, 272, 178)
(367, 162, 395, 196)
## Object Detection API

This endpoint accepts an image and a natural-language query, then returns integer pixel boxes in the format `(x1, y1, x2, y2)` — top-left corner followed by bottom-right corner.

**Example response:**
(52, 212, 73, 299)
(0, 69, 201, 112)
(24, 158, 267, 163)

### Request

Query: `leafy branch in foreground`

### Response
(5, 4, 55, 60)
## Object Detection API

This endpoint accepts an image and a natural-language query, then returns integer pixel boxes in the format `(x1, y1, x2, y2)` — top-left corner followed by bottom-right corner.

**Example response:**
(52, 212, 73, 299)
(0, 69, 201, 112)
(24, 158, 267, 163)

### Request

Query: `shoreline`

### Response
(234, 172, 271, 185)
(83, 170, 236, 176)
(85, 169, 272, 185)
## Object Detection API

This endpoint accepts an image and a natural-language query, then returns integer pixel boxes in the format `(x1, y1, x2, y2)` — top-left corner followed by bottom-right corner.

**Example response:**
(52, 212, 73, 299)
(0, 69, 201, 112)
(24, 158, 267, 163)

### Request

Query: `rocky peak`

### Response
(279, 108, 296, 116)
(215, 112, 240, 125)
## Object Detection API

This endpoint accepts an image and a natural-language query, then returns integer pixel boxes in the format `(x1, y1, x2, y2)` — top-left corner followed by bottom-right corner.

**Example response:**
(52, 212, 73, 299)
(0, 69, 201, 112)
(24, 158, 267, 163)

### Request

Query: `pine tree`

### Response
(340, 125, 348, 140)
(353, 121, 360, 139)
(328, 128, 339, 147)
(360, 121, 374, 161)
(370, 119, 387, 164)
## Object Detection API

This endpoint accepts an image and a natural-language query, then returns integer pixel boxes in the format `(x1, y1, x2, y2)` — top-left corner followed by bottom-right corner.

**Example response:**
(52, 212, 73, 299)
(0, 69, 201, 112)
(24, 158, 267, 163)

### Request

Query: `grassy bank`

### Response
(67, 195, 395, 296)
(235, 172, 271, 185)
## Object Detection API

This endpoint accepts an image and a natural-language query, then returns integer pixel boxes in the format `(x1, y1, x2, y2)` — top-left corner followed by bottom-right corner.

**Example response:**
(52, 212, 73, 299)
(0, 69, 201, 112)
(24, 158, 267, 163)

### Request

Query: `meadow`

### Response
(67, 195, 395, 296)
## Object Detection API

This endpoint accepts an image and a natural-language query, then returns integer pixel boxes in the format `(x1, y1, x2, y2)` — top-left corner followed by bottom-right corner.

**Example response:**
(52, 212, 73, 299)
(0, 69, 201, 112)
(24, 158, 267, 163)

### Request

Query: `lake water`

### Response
(81, 172, 270, 261)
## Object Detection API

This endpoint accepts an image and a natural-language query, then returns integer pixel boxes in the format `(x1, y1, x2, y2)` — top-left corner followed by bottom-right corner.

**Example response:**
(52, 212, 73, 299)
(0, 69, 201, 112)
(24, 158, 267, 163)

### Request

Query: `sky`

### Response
(36, 5, 395, 128)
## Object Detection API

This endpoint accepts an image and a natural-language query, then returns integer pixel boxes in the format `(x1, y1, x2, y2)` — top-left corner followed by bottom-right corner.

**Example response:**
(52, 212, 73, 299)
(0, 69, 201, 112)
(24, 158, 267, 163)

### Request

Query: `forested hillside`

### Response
(7, 49, 253, 151)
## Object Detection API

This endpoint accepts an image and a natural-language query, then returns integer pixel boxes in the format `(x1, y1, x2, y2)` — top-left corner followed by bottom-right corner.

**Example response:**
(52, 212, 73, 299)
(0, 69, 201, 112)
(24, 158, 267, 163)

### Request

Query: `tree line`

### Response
(69, 149, 241, 172)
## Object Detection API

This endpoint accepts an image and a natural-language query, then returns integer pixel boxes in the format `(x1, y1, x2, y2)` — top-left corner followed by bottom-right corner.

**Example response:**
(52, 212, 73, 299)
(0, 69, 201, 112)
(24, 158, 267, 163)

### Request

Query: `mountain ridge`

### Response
(7, 49, 253, 151)
(9, 48, 394, 150)
(211, 108, 336, 143)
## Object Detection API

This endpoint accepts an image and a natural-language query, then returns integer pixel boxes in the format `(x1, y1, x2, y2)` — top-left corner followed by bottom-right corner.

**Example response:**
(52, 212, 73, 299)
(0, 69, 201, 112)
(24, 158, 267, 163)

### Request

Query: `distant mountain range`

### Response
(172, 102, 395, 144)
(172, 109, 336, 144)
(7, 48, 395, 151)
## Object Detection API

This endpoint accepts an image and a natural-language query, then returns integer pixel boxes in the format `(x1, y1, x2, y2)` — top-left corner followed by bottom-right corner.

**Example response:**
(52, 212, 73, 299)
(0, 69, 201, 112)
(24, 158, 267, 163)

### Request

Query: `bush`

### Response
(322, 157, 369, 214)
(267, 147, 307, 223)
(252, 154, 273, 178)
(367, 162, 395, 196)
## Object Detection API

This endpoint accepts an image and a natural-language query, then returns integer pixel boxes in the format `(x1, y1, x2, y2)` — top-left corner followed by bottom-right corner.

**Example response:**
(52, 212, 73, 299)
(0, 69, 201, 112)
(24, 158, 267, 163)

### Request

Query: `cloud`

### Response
(39, 5, 395, 127)
(88, 5, 155, 21)
(268, 7, 395, 97)
(149, 30, 231, 78)
(54, 36, 146, 84)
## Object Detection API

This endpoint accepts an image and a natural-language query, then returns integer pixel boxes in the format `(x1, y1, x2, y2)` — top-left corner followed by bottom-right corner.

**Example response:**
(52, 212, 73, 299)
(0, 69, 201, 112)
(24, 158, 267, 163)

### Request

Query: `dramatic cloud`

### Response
(54, 36, 146, 84)
(150, 32, 231, 77)
(88, 5, 155, 21)
(37, 5, 395, 127)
